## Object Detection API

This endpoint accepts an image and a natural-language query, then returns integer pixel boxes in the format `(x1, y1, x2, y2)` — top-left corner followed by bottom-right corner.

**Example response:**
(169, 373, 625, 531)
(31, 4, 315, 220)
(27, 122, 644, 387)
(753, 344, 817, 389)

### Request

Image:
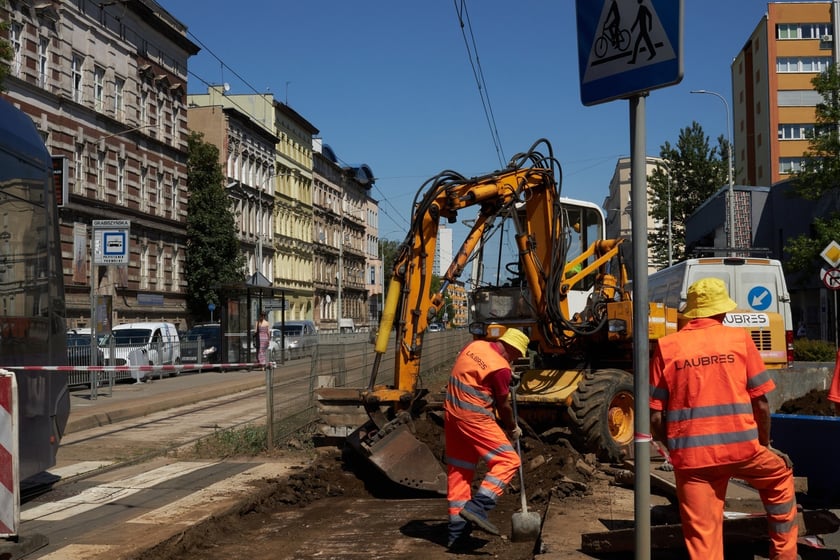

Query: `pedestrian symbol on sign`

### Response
(584, 0, 677, 84)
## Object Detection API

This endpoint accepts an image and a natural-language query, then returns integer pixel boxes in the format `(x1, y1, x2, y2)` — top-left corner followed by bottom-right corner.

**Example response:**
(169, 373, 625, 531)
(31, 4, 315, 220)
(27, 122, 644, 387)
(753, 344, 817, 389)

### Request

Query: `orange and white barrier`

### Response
(0, 370, 19, 538)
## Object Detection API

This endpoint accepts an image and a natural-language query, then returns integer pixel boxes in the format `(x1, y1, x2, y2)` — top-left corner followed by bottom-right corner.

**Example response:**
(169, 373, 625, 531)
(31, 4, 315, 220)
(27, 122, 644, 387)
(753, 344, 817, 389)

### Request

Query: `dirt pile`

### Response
(778, 389, 836, 416)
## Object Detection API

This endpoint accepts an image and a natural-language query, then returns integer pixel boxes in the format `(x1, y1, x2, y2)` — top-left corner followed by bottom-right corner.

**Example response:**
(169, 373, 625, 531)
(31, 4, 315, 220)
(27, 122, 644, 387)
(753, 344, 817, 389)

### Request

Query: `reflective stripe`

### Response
(765, 498, 796, 516)
(483, 474, 506, 492)
(668, 427, 758, 450)
(445, 393, 495, 418)
(650, 384, 669, 401)
(449, 500, 468, 510)
(483, 443, 515, 463)
(769, 518, 796, 534)
(476, 486, 498, 503)
(449, 377, 494, 406)
(446, 455, 477, 470)
(747, 369, 771, 390)
(666, 402, 752, 423)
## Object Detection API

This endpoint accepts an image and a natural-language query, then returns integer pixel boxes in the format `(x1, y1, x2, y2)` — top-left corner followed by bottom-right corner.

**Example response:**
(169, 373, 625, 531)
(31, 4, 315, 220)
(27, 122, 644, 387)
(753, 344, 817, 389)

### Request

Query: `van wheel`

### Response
(170, 357, 181, 377)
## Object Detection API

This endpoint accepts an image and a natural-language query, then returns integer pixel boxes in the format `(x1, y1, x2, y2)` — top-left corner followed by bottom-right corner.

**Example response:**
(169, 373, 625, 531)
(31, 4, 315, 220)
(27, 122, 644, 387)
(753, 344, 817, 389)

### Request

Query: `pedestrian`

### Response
(796, 321, 807, 339)
(255, 311, 270, 366)
(650, 278, 798, 560)
(444, 327, 529, 550)
(827, 349, 840, 416)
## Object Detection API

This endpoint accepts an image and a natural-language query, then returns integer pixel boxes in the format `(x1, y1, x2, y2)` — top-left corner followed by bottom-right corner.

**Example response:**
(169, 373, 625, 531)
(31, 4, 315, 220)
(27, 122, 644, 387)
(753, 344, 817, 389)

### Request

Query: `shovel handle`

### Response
(511, 387, 529, 514)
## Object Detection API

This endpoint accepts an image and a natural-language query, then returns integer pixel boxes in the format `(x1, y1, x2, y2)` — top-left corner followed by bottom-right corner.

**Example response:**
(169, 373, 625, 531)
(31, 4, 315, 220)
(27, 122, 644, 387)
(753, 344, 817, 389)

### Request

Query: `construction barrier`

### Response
(0, 370, 19, 538)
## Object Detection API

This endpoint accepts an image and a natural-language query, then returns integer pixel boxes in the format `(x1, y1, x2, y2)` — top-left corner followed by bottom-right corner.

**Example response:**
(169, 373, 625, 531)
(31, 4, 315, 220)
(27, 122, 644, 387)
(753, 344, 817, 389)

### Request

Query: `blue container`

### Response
(771, 413, 840, 506)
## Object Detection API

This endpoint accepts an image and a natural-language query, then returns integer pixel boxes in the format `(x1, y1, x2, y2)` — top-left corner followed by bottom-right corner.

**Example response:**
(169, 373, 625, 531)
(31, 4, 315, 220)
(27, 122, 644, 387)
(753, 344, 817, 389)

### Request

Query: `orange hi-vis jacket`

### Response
(444, 340, 510, 420)
(649, 318, 775, 469)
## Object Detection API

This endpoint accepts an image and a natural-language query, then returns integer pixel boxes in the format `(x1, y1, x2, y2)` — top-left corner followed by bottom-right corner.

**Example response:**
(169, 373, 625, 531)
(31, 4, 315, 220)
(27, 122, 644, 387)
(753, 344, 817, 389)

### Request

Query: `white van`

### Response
(102, 322, 181, 380)
(647, 257, 793, 368)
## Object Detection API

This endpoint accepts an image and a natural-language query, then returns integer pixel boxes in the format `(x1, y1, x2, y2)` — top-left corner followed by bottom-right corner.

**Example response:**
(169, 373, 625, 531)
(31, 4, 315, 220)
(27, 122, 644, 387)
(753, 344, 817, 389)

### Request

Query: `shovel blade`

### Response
(511, 510, 542, 542)
(347, 417, 447, 495)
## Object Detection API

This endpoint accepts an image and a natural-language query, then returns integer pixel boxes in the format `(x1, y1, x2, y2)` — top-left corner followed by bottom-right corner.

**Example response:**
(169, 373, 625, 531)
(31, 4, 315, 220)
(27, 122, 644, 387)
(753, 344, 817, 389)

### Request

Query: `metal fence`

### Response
(265, 329, 471, 443)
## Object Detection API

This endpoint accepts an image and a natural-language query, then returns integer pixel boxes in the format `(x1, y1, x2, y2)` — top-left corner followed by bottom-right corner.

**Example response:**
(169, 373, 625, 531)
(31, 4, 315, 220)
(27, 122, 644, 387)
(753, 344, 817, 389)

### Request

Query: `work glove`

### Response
(507, 426, 522, 441)
(767, 445, 794, 469)
(657, 459, 674, 472)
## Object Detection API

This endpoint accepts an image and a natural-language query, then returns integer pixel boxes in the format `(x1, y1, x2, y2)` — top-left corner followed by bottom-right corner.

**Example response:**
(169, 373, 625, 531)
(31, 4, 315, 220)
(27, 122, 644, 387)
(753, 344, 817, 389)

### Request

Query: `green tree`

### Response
(792, 63, 840, 201)
(647, 121, 729, 269)
(0, 0, 13, 89)
(785, 64, 840, 283)
(185, 132, 244, 322)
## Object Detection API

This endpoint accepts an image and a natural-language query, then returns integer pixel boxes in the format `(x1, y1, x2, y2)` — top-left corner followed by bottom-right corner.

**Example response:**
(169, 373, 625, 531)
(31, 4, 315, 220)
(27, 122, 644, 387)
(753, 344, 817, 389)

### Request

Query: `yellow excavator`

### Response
(318, 139, 671, 494)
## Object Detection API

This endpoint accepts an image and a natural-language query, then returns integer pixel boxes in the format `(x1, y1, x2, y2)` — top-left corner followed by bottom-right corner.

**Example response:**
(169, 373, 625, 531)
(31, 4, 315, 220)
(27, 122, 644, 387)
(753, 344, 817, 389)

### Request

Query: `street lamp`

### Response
(690, 89, 735, 256)
(654, 159, 674, 267)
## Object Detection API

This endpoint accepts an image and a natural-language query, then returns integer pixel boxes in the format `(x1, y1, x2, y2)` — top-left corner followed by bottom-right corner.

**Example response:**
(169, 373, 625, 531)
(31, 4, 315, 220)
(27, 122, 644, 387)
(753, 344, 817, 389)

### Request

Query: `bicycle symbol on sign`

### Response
(595, 25, 631, 58)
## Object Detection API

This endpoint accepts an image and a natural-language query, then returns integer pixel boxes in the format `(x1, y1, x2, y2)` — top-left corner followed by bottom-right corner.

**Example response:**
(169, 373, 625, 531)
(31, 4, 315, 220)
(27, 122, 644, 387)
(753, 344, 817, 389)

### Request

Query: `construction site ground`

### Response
(18, 367, 840, 560)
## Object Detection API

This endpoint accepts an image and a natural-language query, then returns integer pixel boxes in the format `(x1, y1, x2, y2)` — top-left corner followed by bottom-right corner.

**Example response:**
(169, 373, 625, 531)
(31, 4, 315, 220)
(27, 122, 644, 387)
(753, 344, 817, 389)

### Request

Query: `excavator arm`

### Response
(323, 139, 630, 493)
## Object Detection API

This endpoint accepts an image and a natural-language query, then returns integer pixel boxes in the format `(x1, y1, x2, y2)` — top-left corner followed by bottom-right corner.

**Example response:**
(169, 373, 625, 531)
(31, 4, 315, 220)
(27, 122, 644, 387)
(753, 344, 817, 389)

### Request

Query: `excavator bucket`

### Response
(347, 414, 447, 495)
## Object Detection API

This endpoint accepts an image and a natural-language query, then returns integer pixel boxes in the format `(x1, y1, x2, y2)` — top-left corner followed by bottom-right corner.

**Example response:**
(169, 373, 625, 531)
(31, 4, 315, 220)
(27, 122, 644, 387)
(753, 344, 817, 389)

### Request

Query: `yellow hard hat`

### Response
(498, 328, 529, 357)
(682, 277, 737, 318)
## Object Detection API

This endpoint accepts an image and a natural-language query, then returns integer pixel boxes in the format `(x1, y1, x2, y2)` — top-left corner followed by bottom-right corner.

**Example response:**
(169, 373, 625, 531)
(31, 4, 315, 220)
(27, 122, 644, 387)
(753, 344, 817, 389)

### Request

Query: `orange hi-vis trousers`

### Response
(674, 446, 798, 560)
(445, 410, 520, 521)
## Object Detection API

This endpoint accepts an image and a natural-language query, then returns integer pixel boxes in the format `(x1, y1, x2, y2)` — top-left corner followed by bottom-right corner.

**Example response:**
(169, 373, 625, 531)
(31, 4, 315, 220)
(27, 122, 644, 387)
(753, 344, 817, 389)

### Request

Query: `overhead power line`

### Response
(453, 0, 505, 168)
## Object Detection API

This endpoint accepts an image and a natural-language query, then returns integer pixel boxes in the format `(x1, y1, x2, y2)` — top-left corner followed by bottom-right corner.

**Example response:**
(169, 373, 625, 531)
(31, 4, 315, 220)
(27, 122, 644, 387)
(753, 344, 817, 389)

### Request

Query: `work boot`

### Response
(447, 517, 474, 549)
(459, 495, 500, 536)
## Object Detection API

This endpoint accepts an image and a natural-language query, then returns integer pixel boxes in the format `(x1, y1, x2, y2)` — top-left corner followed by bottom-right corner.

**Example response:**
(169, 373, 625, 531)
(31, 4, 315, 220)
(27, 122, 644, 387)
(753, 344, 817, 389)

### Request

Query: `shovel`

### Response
(510, 384, 541, 542)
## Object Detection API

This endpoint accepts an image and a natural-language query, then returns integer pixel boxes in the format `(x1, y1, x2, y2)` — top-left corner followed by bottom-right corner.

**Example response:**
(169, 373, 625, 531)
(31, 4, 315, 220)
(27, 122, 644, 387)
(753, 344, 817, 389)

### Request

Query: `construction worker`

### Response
(444, 327, 529, 549)
(827, 349, 840, 416)
(650, 278, 798, 560)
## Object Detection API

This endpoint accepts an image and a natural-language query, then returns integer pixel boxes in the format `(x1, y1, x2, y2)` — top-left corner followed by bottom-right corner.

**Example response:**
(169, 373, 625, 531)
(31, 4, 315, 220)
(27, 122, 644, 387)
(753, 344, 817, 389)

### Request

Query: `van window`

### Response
(112, 329, 152, 345)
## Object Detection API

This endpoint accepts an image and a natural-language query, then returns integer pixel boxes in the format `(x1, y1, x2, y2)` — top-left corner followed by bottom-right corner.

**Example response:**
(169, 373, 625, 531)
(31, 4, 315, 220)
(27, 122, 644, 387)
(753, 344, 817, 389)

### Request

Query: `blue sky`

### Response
(164, 0, 777, 240)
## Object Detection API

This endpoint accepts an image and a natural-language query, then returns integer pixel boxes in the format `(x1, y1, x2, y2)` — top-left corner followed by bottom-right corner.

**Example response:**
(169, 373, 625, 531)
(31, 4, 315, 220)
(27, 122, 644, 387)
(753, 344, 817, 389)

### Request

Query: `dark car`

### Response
(181, 323, 222, 366)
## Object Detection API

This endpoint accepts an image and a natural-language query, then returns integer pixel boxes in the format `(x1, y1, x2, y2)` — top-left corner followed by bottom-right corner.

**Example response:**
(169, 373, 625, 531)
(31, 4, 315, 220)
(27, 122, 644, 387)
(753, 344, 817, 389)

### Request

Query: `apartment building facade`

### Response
(3, 0, 198, 330)
(733, 1, 839, 187)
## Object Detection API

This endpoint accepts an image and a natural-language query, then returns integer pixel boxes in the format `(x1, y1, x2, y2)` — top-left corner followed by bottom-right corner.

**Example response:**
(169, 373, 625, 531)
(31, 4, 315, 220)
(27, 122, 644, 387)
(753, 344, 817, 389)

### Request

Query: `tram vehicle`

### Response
(0, 97, 70, 483)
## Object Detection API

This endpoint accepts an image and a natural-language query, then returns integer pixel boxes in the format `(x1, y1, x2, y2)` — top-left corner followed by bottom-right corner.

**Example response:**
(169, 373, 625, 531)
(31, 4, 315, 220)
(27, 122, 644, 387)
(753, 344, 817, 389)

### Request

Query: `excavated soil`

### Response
(135, 408, 600, 560)
(132, 392, 832, 560)
(777, 388, 836, 416)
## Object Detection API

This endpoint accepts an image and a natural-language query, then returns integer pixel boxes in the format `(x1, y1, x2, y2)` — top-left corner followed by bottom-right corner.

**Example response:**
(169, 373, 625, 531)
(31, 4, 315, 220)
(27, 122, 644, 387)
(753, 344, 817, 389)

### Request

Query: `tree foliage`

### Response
(792, 63, 840, 201)
(647, 121, 729, 268)
(0, 1, 13, 90)
(785, 65, 840, 280)
(185, 132, 244, 322)
(784, 215, 840, 288)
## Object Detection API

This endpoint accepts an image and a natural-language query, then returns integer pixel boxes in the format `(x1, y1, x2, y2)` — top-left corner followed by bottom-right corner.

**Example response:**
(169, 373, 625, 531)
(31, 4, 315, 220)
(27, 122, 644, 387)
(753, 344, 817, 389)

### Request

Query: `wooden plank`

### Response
(582, 510, 840, 554)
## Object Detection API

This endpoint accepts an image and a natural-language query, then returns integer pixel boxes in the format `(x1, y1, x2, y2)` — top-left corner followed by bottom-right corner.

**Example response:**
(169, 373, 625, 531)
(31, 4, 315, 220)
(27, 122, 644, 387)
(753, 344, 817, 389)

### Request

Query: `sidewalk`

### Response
(66, 367, 268, 434)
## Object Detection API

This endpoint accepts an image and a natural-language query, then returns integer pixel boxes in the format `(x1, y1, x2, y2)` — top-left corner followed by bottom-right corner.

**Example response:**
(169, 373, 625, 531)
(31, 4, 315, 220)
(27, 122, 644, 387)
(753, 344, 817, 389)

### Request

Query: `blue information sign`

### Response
(576, 0, 683, 106)
(747, 286, 772, 311)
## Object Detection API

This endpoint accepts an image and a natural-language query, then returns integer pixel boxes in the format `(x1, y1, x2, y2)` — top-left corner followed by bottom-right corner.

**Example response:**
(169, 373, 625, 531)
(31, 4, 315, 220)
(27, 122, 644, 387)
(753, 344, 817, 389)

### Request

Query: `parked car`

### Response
(272, 320, 318, 360)
(427, 323, 444, 333)
(181, 323, 222, 366)
(100, 322, 181, 381)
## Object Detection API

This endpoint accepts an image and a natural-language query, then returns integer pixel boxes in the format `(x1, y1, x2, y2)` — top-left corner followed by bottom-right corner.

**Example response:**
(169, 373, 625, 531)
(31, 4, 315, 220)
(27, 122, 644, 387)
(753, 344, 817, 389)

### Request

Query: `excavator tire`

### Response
(567, 368, 634, 463)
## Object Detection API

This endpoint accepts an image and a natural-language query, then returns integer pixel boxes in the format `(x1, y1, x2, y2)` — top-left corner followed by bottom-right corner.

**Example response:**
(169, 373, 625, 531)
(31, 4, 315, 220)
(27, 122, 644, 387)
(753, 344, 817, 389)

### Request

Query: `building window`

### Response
(114, 77, 125, 120)
(96, 150, 106, 199)
(156, 171, 164, 215)
(777, 56, 833, 73)
(94, 66, 105, 112)
(779, 157, 805, 174)
(778, 89, 823, 106)
(117, 158, 126, 204)
(778, 124, 814, 140)
(140, 245, 148, 289)
(72, 54, 84, 103)
(74, 142, 85, 194)
(777, 23, 832, 40)
(10, 22, 22, 77)
(38, 36, 49, 88)
(140, 166, 148, 212)
(777, 24, 800, 40)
